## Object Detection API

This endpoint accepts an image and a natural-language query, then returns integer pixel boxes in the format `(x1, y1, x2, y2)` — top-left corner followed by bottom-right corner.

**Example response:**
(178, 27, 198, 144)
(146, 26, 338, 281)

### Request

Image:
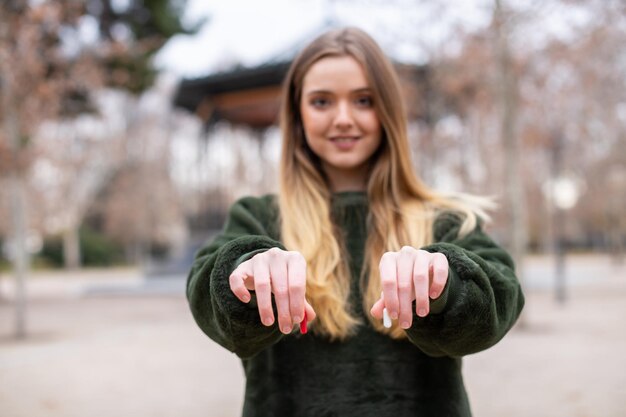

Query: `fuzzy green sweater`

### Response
(187, 191, 524, 417)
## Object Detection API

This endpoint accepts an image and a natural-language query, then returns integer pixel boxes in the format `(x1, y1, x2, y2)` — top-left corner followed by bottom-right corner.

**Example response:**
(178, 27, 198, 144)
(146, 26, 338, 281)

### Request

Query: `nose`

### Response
(333, 101, 354, 130)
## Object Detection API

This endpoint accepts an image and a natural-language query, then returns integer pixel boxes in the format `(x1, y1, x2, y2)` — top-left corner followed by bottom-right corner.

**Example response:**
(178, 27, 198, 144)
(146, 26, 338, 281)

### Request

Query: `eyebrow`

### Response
(305, 87, 372, 96)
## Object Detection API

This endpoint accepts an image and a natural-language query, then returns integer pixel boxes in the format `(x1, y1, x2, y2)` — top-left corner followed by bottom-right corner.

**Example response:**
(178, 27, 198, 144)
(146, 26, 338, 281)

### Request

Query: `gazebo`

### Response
(173, 28, 431, 129)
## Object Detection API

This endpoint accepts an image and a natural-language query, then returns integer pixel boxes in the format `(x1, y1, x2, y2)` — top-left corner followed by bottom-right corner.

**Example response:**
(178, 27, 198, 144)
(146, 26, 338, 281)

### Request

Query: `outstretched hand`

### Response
(370, 246, 449, 329)
(229, 248, 316, 334)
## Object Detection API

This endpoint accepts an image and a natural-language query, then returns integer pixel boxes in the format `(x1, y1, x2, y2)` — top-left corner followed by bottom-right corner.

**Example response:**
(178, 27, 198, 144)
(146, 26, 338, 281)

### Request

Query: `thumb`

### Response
(370, 296, 385, 319)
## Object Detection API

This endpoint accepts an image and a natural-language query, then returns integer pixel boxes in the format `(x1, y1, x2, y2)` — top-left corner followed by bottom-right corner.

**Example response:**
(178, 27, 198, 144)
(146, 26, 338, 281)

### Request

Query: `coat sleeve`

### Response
(404, 212, 525, 358)
(186, 195, 286, 359)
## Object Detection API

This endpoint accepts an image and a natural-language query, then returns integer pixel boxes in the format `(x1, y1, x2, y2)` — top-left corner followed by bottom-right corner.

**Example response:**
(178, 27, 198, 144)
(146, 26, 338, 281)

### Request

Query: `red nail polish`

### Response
(300, 311, 308, 334)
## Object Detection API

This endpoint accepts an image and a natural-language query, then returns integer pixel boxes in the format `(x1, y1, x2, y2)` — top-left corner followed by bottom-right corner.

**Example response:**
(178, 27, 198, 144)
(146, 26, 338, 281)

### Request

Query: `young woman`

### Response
(187, 27, 524, 417)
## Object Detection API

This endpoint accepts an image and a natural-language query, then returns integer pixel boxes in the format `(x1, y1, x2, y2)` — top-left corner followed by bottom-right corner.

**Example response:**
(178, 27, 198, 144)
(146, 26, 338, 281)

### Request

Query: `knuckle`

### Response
(397, 281, 411, 291)
(251, 256, 266, 269)
(413, 273, 428, 284)
(289, 257, 307, 271)
(255, 281, 271, 292)
(273, 286, 289, 297)
(229, 277, 242, 290)
(434, 252, 447, 261)
(381, 278, 396, 289)
(288, 251, 305, 261)
(289, 282, 305, 293)
(433, 267, 448, 277)
(400, 245, 415, 253)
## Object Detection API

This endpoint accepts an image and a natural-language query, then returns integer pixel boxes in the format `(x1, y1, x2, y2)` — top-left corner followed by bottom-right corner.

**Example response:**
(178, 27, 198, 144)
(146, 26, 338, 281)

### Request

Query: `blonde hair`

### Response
(278, 27, 495, 340)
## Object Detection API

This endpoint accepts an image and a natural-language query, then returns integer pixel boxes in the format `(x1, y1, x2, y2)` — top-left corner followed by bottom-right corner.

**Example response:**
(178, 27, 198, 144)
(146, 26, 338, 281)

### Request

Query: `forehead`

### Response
(301, 55, 370, 93)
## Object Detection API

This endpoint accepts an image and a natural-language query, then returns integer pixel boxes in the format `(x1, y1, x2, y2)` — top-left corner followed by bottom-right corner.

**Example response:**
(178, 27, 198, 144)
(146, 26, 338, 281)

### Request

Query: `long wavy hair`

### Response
(278, 27, 495, 340)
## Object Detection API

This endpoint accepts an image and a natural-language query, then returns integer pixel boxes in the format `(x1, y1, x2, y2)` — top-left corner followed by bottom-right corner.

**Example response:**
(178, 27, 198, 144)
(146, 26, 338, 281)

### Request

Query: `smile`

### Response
(330, 136, 360, 150)
(330, 136, 360, 142)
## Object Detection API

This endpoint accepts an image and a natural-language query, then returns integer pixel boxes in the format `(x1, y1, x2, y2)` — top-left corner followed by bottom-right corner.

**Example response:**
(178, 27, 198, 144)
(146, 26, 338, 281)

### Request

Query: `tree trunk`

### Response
(494, 0, 528, 325)
(2, 68, 29, 339)
(63, 225, 81, 270)
(8, 174, 29, 338)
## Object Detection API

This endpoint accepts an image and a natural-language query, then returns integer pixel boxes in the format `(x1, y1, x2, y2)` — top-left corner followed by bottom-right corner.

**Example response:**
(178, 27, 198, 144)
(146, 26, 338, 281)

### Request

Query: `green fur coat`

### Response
(187, 191, 524, 417)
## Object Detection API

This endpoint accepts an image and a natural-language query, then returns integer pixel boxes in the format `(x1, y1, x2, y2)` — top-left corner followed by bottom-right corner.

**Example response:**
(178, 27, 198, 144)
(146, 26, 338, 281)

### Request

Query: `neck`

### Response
(323, 163, 369, 192)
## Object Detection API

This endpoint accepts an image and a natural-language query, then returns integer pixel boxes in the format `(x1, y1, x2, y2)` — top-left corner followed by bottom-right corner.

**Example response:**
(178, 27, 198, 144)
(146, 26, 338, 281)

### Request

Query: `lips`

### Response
(330, 136, 360, 142)
(330, 136, 360, 150)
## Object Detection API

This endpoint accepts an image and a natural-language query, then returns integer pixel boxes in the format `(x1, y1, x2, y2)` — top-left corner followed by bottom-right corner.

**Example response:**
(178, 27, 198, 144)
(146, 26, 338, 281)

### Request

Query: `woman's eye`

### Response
(311, 98, 330, 108)
(355, 96, 373, 107)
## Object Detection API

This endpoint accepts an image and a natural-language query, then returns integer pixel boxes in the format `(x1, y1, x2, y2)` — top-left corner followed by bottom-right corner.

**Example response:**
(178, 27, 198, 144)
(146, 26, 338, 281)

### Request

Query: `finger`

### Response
(304, 300, 317, 322)
(413, 250, 430, 317)
(430, 252, 449, 299)
(370, 296, 385, 319)
(253, 256, 274, 326)
(397, 246, 415, 329)
(269, 253, 292, 334)
(287, 252, 307, 324)
(379, 251, 399, 319)
(229, 259, 253, 303)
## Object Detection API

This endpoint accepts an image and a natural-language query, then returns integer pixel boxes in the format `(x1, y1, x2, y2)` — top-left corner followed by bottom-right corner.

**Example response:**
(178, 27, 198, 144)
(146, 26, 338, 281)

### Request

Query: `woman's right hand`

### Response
(229, 247, 316, 334)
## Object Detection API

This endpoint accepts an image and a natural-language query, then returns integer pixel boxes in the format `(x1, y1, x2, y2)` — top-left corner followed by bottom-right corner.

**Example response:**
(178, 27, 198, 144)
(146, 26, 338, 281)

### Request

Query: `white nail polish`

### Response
(383, 308, 392, 328)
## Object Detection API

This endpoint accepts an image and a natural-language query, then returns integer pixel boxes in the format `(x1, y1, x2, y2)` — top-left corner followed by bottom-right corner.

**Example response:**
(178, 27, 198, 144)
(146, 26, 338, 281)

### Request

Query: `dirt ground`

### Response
(0, 255, 625, 417)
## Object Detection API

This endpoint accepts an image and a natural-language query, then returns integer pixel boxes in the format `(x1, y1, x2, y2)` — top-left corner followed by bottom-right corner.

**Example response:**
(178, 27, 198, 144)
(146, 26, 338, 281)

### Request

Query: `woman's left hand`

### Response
(370, 246, 449, 329)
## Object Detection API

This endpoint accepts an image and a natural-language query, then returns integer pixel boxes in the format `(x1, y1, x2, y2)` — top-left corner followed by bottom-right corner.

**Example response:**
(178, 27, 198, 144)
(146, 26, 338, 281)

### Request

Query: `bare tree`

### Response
(0, 2, 98, 337)
(0, 0, 194, 338)
(492, 0, 528, 313)
(32, 97, 127, 269)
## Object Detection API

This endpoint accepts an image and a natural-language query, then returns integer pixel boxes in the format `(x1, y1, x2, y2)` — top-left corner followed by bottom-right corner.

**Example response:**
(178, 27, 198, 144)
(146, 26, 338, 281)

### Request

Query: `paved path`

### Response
(0, 255, 624, 417)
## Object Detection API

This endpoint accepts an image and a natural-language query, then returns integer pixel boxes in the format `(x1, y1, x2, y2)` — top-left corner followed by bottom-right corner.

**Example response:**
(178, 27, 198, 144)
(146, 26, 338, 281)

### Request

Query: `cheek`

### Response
(367, 112, 382, 133)
(364, 114, 383, 153)
(356, 111, 382, 139)
(301, 110, 329, 138)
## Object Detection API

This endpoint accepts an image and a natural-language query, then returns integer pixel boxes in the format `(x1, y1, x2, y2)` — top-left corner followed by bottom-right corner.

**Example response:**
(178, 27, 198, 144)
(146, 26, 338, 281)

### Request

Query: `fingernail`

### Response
(281, 325, 291, 334)
(300, 319, 308, 334)
(293, 316, 301, 323)
(391, 311, 398, 320)
(262, 317, 273, 326)
(383, 308, 392, 328)
(401, 321, 410, 329)
(241, 295, 250, 302)
(418, 309, 427, 317)
(430, 291, 438, 299)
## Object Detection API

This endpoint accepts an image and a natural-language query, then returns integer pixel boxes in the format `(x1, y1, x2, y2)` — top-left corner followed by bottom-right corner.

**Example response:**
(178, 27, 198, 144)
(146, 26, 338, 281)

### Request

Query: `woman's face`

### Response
(299, 55, 382, 192)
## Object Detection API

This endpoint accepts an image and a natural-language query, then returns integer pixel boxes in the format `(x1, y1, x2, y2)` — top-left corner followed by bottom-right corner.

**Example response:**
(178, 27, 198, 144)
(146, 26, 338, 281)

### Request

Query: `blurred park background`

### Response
(0, 0, 625, 416)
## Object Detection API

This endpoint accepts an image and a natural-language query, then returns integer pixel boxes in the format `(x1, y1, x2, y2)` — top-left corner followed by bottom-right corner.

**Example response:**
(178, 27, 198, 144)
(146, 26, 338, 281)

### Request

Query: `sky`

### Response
(154, 0, 594, 79)
(154, 0, 494, 78)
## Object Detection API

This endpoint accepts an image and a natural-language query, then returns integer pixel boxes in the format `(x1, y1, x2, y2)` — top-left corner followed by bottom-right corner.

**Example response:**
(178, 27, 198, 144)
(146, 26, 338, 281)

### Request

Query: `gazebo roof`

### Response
(173, 24, 334, 129)
(174, 61, 291, 113)
(172, 24, 429, 129)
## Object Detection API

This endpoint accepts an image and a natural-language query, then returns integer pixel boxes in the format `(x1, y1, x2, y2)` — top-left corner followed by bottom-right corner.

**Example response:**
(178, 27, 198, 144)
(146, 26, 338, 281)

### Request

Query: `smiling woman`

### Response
(186, 27, 524, 417)
(300, 55, 382, 192)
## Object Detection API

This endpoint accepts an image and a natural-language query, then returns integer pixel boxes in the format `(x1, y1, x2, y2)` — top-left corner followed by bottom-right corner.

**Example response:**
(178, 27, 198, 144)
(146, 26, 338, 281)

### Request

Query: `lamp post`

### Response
(548, 176, 581, 303)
